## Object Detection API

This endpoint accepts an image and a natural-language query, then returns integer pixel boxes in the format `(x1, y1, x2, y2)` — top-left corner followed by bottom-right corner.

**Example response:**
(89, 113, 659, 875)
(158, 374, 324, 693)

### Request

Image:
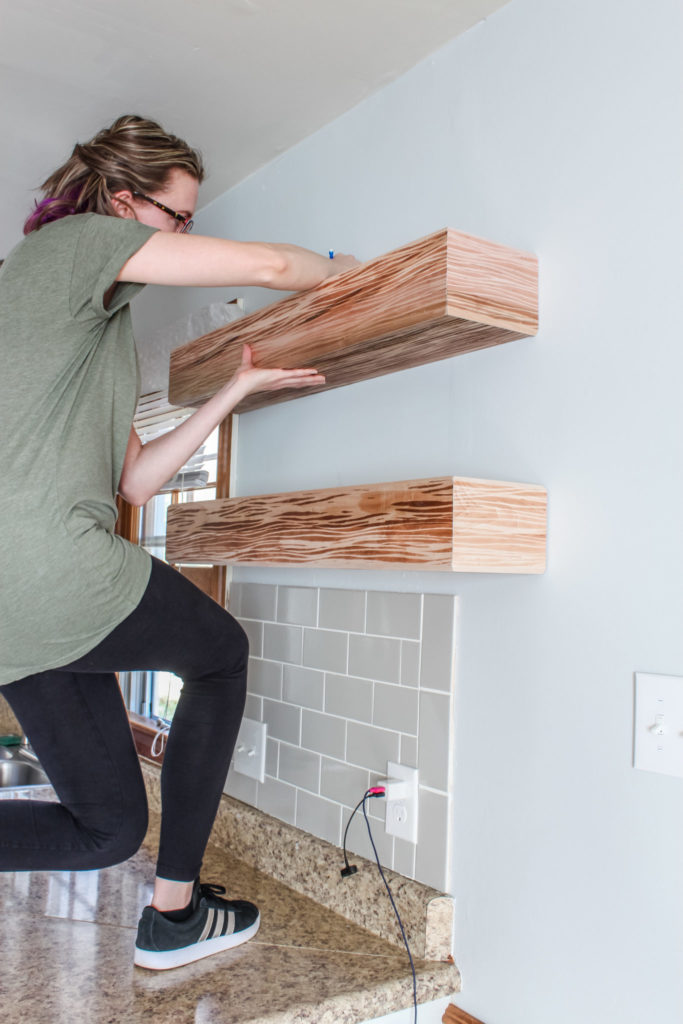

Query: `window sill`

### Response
(128, 711, 165, 764)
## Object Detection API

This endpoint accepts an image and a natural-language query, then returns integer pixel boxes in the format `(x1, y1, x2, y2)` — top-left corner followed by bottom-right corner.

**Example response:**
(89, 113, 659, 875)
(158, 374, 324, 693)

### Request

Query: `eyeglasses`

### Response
(131, 192, 193, 233)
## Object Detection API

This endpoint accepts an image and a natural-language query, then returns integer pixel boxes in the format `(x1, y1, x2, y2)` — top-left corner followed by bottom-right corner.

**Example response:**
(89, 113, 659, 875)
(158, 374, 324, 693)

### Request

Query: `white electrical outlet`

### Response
(634, 673, 683, 778)
(384, 761, 418, 843)
(233, 718, 267, 783)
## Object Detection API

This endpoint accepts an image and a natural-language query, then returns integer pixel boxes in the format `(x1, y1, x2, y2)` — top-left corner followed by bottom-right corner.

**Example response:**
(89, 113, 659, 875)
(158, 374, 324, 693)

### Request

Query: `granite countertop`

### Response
(0, 807, 459, 1023)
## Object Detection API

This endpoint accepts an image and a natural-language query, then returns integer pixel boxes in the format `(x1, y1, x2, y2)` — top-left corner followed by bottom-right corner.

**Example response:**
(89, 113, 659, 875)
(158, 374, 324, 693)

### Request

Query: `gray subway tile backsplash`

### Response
(400, 734, 418, 769)
(239, 618, 263, 658)
(420, 594, 456, 692)
(264, 622, 303, 665)
(319, 588, 366, 632)
(366, 591, 421, 640)
(346, 721, 400, 774)
(265, 737, 279, 777)
(244, 693, 262, 722)
(303, 627, 348, 673)
(416, 788, 450, 891)
(239, 581, 455, 891)
(262, 698, 301, 745)
(301, 709, 346, 760)
(277, 586, 318, 626)
(282, 664, 325, 710)
(257, 775, 297, 825)
(400, 640, 421, 687)
(348, 633, 401, 683)
(320, 757, 370, 806)
(417, 689, 452, 792)
(235, 582, 277, 621)
(346, 808, 394, 867)
(324, 672, 373, 722)
(372, 681, 419, 735)
(224, 765, 258, 806)
(296, 790, 342, 847)
(393, 836, 417, 879)
(247, 658, 283, 700)
(278, 742, 321, 794)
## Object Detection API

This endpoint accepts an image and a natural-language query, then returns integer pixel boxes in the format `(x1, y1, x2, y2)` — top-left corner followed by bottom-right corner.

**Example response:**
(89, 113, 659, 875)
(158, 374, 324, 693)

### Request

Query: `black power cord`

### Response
(341, 787, 418, 1024)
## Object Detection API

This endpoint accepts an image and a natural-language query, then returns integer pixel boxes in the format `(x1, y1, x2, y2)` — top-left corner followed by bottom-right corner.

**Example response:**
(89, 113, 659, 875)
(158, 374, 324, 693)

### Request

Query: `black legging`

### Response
(0, 556, 248, 881)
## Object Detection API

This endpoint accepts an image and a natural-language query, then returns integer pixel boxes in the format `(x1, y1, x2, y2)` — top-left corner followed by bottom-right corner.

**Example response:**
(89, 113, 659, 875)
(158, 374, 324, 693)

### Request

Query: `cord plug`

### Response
(373, 777, 410, 801)
(340, 787, 386, 880)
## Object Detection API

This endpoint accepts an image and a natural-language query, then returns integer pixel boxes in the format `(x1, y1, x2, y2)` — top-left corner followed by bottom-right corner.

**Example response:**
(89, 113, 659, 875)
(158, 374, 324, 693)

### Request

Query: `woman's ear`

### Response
(111, 190, 136, 219)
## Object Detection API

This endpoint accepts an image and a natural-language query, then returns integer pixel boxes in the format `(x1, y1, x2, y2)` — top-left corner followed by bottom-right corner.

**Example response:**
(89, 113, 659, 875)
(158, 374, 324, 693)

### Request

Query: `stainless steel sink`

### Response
(0, 744, 51, 793)
(0, 760, 49, 787)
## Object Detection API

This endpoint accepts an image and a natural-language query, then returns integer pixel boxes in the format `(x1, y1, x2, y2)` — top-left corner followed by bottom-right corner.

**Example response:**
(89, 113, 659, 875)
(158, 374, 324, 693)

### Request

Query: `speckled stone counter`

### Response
(0, 787, 460, 1023)
(141, 759, 456, 963)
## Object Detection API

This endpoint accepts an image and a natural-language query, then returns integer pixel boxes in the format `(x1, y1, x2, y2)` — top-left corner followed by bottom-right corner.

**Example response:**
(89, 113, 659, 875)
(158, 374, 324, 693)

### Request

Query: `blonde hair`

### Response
(24, 114, 204, 234)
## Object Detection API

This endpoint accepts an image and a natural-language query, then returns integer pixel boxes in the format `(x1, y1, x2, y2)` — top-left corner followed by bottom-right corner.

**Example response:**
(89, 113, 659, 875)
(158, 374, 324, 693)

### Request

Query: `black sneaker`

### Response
(134, 880, 260, 970)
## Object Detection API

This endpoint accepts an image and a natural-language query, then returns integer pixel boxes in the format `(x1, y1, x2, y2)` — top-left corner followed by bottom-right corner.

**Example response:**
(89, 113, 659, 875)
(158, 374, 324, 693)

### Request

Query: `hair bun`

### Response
(24, 114, 203, 234)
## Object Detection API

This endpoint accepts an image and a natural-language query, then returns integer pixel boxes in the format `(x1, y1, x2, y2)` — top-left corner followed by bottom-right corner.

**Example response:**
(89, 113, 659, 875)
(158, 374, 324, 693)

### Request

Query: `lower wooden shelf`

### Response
(443, 1004, 487, 1024)
(166, 475, 547, 574)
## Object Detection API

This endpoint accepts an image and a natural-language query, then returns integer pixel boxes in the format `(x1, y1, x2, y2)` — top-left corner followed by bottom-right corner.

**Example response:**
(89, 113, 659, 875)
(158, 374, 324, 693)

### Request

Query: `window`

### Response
(116, 392, 232, 726)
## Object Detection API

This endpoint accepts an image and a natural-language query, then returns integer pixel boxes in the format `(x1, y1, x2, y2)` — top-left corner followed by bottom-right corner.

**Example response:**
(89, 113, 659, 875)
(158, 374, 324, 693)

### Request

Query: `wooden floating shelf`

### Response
(168, 227, 538, 413)
(166, 475, 547, 574)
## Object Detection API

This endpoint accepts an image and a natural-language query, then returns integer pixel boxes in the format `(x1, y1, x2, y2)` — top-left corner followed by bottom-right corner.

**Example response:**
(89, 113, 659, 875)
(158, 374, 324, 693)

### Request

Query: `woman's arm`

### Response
(118, 344, 326, 506)
(117, 234, 358, 291)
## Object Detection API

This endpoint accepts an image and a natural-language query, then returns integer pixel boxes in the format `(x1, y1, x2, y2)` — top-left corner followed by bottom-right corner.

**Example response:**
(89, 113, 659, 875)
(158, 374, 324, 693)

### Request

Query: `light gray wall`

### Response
(133, 0, 683, 1021)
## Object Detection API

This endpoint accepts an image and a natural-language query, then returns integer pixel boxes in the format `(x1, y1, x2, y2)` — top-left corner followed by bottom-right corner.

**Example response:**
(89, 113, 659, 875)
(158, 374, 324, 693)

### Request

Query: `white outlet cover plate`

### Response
(233, 718, 267, 783)
(385, 761, 418, 843)
(634, 672, 683, 778)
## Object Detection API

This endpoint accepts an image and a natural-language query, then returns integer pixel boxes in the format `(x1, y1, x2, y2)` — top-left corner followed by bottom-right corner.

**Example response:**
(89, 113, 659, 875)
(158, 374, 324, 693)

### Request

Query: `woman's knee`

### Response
(229, 619, 250, 673)
(215, 612, 249, 668)
(112, 798, 149, 863)
(75, 795, 149, 869)
(194, 614, 249, 683)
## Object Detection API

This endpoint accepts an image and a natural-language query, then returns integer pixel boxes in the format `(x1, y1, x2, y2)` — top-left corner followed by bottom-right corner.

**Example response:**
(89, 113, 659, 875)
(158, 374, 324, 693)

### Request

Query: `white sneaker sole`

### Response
(134, 913, 260, 970)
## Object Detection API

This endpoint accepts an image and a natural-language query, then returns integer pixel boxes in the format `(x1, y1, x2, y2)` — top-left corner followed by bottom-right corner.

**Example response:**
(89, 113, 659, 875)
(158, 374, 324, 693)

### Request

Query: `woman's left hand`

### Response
(121, 346, 325, 505)
(229, 343, 326, 396)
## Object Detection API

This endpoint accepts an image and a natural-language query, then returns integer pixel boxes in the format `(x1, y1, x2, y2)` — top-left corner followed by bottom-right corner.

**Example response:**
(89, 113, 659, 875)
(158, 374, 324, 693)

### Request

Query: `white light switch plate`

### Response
(233, 718, 267, 783)
(634, 673, 683, 778)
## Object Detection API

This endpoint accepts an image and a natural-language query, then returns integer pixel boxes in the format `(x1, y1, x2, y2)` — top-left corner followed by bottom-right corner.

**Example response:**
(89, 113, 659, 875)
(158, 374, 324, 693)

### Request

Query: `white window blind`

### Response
(133, 391, 218, 493)
(133, 390, 195, 441)
(132, 391, 219, 557)
(122, 391, 221, 720)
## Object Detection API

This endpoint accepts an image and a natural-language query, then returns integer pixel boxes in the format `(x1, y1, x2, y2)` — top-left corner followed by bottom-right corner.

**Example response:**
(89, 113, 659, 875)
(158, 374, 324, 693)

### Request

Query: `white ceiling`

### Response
(0, 0, 510, 256)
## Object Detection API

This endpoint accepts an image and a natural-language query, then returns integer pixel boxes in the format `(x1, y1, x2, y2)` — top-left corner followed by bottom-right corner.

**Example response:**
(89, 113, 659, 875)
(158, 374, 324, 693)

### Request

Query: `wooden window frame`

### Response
(117, 414, 233, 762)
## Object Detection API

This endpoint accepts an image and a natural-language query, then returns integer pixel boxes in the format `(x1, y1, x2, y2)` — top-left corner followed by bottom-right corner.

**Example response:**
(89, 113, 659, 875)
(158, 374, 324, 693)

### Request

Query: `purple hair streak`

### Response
(23, 190, 80, 235)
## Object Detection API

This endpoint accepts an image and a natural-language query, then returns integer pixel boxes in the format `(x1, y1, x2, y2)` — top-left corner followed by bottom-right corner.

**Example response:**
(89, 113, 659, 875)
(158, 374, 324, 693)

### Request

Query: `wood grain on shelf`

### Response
(443, 1004, 487, 1024)
(168, 228, 538, 412)
(166, 475, 546, 574)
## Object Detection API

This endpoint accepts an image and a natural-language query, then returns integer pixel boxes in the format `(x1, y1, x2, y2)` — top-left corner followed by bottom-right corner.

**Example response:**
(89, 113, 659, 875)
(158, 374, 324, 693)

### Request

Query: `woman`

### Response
(0, 114, 358, 970)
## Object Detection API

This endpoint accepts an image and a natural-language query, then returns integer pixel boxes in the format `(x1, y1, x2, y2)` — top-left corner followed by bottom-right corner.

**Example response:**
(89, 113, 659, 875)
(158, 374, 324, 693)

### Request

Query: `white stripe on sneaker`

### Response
(209, 908, 224, 940)
(197, 908, 215, 943)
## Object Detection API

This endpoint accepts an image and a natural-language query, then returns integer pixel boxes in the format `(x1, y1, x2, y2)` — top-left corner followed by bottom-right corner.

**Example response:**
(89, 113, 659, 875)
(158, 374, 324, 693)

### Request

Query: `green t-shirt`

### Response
(0, 213, 159, 684)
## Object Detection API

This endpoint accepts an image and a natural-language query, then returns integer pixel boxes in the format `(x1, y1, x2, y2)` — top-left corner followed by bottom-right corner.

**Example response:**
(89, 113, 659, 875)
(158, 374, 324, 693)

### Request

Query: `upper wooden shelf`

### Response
(168, 227, 538, 413)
